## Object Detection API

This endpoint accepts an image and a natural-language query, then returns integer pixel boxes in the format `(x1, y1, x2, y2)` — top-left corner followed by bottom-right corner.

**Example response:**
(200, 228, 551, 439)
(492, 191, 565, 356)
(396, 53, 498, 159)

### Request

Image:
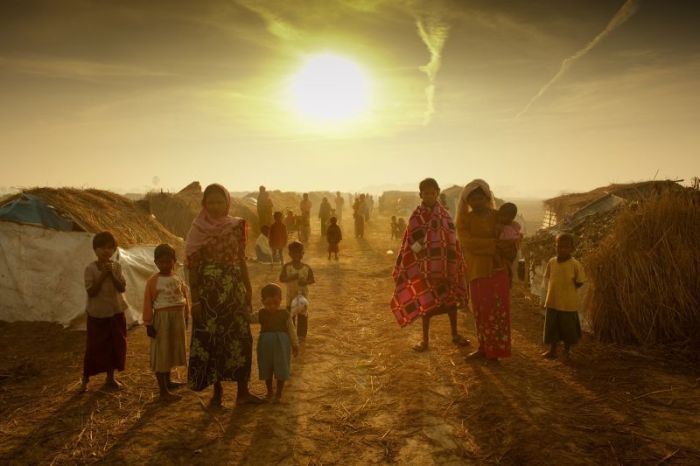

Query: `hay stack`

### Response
(587, 190, 700, 345)
(17, 188, 181, 250)
(146, 183, 259, 240)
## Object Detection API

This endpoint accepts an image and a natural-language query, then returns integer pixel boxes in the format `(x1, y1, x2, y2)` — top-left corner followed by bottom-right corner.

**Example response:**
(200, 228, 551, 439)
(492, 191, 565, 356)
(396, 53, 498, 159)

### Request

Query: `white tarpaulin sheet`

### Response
(0, 222, 159, 327)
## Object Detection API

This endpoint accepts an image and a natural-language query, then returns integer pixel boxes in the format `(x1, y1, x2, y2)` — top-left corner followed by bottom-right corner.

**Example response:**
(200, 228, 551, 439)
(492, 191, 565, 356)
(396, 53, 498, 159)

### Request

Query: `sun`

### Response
(289, 53, 371, 123)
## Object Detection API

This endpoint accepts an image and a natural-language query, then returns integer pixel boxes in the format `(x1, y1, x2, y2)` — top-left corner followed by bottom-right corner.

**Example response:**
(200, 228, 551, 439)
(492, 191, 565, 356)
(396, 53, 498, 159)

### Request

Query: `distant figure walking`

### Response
(326, 217, 342, 260)
(319, 197, 332, 237)
(353, 194, 366, 238)
(257, 186, 274, 229)
(334, 192, 345, 223)
(269, 211, 288, 264)
(299, 194, 312, 242)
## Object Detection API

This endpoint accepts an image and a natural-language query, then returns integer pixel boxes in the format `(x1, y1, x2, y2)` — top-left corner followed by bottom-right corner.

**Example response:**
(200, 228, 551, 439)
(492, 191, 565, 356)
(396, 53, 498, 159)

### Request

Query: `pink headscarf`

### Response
(185, 183, 241, 260)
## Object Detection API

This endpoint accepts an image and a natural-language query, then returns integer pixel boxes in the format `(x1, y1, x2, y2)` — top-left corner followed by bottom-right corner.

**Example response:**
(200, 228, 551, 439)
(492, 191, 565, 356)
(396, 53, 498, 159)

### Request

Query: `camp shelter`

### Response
(145, 181, 259, 239)
(523, 179, 688, 334)
(0, 188, 183, 327)
(541, 180, 681, 229)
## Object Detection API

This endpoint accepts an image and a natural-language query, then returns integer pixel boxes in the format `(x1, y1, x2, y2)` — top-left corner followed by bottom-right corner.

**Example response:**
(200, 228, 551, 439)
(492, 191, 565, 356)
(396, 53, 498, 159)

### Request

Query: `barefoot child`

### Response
(542, 233, 587, 361)
(269, 211, 288, 264)
(390, 216, 399, 239)
(279, 241, 315, 340)
(251, 283, 299, 403)
(390, 178, 470, 352)
(326, 216, 342, 260)
(81, 231, 127, 392)
(143, 244, 190, 401)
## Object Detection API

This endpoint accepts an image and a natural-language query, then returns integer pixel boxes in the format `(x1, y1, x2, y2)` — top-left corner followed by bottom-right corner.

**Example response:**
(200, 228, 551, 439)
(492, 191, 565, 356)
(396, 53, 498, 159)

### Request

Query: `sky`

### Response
(1, 0, 699, 198)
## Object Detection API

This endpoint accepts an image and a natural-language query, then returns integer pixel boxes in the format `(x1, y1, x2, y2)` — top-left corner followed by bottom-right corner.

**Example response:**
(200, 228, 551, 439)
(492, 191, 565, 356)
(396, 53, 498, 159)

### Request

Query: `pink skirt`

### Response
(470, 270, 511, 359)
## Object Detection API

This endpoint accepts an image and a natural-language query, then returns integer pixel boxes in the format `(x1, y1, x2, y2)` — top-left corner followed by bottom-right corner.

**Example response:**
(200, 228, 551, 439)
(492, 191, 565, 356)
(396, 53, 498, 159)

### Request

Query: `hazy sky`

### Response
(1, 0, 699, 198)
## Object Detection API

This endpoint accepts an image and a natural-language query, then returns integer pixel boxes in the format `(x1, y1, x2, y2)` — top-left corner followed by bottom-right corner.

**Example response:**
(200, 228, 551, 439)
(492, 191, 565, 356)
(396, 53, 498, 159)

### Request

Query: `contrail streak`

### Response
(515, 0, 640, 119)
(416, 15, 450, 124)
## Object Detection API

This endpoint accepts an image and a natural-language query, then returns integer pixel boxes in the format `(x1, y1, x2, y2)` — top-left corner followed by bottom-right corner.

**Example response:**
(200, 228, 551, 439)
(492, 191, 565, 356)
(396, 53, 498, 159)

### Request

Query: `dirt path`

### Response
(1, 215, 699, 465)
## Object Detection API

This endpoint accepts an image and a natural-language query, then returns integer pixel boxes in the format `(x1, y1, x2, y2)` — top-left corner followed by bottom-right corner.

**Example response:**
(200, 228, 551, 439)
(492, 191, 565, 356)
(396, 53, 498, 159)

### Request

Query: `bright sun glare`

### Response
(289, 53, 370, 123)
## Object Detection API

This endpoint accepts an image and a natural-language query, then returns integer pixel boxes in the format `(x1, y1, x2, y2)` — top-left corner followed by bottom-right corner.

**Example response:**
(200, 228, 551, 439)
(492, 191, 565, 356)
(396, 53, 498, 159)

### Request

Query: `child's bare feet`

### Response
(541, 350, 557, 359)
(79, 377, 89, 393)
(412, 341, 429, 352)
(465, 350, 485, 360)
(167, 381, 187, 390)
(104, 378, 124, 390)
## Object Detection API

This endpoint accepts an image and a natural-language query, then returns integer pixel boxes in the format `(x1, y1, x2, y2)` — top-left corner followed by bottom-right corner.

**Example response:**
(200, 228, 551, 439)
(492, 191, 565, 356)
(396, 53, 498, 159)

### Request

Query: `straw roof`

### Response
(6, 188, 181, 250)
(146, 183, 259, 239)
(544, 180, 682, 220)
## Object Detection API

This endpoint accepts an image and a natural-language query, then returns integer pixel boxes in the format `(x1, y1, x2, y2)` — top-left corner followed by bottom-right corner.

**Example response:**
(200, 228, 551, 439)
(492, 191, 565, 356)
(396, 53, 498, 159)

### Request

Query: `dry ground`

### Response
(1, 215, 699, 465)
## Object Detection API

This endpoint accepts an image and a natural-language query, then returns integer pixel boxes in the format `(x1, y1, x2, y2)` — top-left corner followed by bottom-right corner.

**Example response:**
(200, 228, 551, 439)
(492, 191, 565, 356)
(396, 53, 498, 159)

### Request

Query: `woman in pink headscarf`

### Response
(186, 184, 262, 407)
(456, 179, 516, 360)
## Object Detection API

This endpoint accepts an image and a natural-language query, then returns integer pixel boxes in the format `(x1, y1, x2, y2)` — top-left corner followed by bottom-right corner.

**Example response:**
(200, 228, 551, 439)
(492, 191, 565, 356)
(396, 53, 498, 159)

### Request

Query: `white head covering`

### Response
(456, 179, 497, 224)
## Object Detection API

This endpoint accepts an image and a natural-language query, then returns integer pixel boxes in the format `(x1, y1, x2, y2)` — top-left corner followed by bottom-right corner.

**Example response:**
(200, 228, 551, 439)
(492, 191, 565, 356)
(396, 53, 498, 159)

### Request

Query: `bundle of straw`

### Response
(587, 190, 700, 345)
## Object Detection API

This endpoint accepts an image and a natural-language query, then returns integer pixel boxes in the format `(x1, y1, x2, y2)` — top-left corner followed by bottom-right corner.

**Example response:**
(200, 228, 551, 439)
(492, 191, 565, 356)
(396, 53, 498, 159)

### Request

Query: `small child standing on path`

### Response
(143, 244, 190, 401)
(251, 283, 299, 403)
(279, 241, 315, 340)
(269, 211, 288, 264)
(390, 216, 399, 239)
(542, 233, 587, 361)
(326, 216, 342, 260)
(81, 231, 128, 392)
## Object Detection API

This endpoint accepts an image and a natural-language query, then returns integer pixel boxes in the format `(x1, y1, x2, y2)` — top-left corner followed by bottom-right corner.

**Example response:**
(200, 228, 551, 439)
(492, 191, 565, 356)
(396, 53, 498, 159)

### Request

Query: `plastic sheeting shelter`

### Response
(0, 221, 159, 327)
(0, 193, 77, 231)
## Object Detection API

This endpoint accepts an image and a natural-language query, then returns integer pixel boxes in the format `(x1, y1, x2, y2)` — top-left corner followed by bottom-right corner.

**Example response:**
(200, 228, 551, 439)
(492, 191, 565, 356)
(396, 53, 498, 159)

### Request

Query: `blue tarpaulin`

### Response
(0, 194, 76, 231)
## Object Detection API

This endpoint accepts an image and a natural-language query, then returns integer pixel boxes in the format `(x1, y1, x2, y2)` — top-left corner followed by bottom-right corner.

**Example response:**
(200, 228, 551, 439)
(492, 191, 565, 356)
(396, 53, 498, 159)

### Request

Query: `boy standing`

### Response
(542, 233, 587, 361)
(391, 178, 470, 352)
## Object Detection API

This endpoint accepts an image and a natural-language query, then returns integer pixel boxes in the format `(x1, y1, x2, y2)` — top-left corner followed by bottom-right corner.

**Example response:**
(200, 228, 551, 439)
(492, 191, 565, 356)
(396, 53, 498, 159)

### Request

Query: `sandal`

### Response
(412, 341, 429, 352)
(452, 335, 470, 347)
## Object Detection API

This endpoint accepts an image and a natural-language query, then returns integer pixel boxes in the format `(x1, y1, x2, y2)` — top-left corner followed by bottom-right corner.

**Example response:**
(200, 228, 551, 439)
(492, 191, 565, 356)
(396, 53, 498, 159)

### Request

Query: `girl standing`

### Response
(81, 231, 127, 392)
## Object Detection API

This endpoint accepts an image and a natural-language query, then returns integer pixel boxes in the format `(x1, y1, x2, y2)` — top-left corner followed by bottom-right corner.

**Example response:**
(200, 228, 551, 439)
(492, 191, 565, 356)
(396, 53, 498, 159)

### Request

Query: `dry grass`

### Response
(146, 184, 259, 239)
(12, 188, 181, 249)
(587, 190, 700, 345)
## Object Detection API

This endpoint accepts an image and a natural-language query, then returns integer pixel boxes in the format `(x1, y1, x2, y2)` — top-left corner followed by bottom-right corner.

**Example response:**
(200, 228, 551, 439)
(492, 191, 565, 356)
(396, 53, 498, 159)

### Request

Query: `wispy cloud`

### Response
(234, 1, 302, 42)
(416, 14, 449, 124)
(0, 56, 172, 81)
(516, 0, 641, 119)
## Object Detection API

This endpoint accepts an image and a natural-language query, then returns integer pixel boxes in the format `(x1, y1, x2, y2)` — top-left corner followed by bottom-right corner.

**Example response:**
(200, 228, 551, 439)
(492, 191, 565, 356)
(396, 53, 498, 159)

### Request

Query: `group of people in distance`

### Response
(80, 179, 586, 407)
(255, 188, 345, 263)
(391, 177, 585, 363)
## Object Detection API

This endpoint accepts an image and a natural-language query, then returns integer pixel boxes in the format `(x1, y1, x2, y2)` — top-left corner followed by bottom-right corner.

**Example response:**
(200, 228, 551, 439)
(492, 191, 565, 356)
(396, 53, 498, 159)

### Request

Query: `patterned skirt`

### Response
(470, 270, 511, 359)
(188, 262, 252, 391)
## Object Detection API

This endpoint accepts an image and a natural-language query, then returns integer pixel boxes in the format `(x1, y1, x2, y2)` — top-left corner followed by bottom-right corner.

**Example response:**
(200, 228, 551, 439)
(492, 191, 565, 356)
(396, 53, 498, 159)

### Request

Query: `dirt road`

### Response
(1, 216, 699, 465)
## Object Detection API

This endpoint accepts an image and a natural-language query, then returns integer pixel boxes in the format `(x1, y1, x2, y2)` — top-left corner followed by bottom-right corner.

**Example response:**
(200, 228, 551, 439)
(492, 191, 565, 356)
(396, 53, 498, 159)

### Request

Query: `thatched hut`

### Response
(522, 179, 699, 346)
(0, 188, 182, 326)
(145, 182, 258, 240)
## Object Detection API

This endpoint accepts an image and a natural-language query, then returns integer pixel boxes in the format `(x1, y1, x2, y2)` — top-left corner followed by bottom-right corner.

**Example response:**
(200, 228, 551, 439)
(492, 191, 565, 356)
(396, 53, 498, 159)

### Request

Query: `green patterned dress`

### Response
(187, 221, 252, 391)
